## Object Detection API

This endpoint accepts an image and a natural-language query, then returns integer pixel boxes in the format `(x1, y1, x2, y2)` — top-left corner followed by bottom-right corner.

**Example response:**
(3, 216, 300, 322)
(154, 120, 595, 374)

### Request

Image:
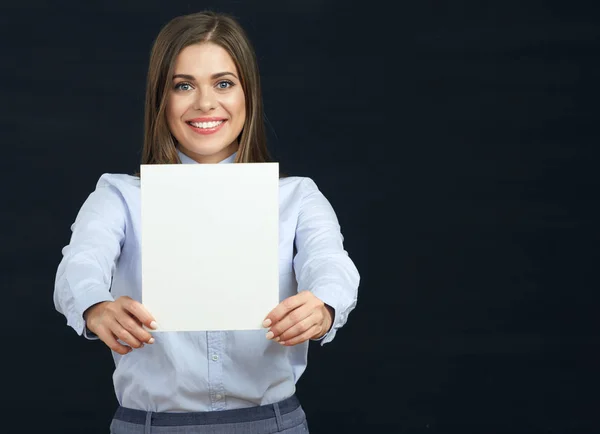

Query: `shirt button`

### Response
(215, 394, 223, 400)
(211, 354, 219, 361)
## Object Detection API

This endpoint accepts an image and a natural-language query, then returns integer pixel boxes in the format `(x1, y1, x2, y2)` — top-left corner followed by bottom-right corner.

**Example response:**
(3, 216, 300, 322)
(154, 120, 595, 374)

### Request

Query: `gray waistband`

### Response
(113, 395, 301, 426)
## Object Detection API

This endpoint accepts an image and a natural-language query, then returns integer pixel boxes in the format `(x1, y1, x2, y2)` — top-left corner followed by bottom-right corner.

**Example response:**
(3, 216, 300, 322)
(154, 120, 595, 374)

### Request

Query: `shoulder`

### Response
(85, 173, 140, 210)
(279, 176, 330, 211)
(279, 176, 320, 194)
(74, 174, 139, 220)
(96, 173, 140, 191)
(92, 173, 140, 200)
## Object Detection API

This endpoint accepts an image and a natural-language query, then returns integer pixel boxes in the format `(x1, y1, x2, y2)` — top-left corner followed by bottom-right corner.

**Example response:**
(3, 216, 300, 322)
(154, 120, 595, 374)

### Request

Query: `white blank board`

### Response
(140, 162, 279, 332)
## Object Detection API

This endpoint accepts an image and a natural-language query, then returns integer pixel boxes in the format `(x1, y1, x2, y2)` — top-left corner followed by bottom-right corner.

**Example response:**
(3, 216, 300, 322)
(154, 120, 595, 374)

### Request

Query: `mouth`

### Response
(186, 119, 227, 135)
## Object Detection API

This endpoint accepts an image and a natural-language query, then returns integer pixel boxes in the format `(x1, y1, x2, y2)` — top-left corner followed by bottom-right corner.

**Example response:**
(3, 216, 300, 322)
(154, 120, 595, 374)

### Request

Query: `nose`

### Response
(193, 88, 217, 112)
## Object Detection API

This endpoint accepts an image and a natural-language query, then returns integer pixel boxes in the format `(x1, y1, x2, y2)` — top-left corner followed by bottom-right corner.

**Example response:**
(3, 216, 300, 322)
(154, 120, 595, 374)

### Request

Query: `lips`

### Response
(186, 119, 227, 135)
(188, 120, 224, 128)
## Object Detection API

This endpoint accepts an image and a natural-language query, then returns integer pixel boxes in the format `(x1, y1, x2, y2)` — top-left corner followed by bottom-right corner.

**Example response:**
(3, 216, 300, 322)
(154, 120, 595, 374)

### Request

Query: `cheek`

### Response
(239, 100, 246, 122)
(166, 97, 186, 128)
(231, 94, 246, 125)
(165, 104, 176, 130)
(221, 88, 245, 118)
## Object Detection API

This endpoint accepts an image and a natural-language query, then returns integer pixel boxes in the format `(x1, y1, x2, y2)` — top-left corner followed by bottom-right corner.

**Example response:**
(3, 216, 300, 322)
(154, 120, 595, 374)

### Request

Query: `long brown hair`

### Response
(136, 11, 272, 175)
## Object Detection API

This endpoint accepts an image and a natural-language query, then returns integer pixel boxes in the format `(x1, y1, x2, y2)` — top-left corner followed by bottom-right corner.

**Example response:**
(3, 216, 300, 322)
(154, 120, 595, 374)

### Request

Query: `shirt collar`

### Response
(177, 148, 237, 164)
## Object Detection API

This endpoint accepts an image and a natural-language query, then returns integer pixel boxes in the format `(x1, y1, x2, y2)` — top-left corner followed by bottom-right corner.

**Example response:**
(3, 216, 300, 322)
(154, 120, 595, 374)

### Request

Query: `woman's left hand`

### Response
(263, 290, 334, 346)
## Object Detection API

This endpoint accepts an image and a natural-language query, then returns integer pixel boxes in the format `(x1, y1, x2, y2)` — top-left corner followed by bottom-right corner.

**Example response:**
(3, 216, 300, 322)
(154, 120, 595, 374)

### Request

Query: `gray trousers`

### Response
(109, 395, 309, 434)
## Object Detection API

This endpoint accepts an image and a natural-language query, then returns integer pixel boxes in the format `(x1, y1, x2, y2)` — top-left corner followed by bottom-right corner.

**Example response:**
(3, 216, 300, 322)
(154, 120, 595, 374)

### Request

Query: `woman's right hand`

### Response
(84, 296, 157, 355)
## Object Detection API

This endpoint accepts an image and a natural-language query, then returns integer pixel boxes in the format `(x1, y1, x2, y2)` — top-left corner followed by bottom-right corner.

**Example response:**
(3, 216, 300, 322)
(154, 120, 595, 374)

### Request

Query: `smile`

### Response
(186, 120, 226, 135)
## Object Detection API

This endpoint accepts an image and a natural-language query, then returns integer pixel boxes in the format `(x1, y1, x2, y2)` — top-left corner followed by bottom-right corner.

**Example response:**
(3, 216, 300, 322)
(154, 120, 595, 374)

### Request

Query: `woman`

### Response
(54, 10, 359, 434)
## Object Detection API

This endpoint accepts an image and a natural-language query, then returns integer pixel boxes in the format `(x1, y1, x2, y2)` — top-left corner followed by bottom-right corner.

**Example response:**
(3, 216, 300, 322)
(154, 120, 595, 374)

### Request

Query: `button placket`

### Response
(207, 331, 227, 410)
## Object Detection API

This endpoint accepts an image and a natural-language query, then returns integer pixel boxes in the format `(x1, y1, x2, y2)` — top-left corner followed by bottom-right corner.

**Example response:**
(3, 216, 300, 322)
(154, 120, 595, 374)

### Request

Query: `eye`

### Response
(174, 82, 193, 91)
(216, 80, 234, 89)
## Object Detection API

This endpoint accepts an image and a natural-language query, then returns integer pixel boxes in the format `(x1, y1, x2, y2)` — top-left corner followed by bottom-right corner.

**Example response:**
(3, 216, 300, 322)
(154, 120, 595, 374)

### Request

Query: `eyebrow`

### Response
(172, 72, 238, 81)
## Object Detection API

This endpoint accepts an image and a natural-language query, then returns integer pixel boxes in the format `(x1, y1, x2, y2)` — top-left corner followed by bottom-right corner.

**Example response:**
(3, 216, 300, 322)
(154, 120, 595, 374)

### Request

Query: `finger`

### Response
(111, 318, 144, 349)
(263, 291, 311, 328)
(278, 312, 320, 342)
(120, 297, 157, 330)
(117, 314, 155, 344)
(267, 305, 313, 340)
(96, 327, 132, 355)
(280, 324, 322, 346)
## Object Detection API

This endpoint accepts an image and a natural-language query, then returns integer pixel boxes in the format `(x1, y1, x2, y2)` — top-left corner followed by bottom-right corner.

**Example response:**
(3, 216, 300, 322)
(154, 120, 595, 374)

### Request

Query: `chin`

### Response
(180, 141, 236, 158)
(188, 144, 228, 155)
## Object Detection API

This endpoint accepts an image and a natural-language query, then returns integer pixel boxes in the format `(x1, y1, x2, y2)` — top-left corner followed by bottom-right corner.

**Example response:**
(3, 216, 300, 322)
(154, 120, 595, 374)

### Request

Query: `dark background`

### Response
(1, 1, 599, 433)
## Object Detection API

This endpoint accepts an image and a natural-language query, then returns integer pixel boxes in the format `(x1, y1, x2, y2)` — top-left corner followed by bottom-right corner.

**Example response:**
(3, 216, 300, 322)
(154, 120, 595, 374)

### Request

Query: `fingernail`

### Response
(266, 331, 274, 340)
(274, 337, 281, 342)
(279, 341, 286, 346)
(262, 319, 272, 328)
(150, 321, 158, 330)
(148, 337, 155, 344)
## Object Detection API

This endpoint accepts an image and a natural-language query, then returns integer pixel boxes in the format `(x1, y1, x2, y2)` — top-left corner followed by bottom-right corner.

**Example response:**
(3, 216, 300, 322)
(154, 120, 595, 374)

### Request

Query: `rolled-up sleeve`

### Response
(53, 175, 125, 339)
(293, 178, 360, 345)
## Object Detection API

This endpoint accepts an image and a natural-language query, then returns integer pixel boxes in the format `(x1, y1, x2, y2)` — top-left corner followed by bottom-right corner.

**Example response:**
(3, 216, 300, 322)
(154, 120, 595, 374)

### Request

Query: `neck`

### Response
(177, 142, 238, 164)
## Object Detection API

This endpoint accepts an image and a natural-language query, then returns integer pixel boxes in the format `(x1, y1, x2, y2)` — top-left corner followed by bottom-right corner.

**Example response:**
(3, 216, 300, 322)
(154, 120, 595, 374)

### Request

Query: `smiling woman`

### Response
(166, 43, 246, 163)
(140, 11, 269, 168)
(53, 10, 360, 434)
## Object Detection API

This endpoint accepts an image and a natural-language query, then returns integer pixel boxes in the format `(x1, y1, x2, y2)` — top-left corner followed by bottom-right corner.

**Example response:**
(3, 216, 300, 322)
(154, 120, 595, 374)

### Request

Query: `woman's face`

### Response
(166, 42, 246, 163)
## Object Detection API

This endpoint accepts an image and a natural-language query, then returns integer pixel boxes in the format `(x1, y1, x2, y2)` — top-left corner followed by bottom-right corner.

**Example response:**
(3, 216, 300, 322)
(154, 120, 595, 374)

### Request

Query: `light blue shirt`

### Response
(53, 150, 359, 412)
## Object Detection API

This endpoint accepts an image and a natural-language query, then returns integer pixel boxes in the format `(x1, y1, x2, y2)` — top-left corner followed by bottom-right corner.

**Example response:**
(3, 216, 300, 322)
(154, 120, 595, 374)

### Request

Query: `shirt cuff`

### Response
(82, 326, 99, 340)
(310, 290, 344, 345)
(68, 291, 115, 340)
(311, 305, 338, 345)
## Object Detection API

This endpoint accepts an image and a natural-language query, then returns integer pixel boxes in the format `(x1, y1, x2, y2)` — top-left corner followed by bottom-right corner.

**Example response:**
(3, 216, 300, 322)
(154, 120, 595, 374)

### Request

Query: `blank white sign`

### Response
(140, 162, 279, 332)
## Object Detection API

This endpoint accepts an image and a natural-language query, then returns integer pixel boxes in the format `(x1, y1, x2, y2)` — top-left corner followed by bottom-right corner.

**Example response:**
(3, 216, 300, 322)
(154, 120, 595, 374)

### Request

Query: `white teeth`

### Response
(189, 120, 224, 128)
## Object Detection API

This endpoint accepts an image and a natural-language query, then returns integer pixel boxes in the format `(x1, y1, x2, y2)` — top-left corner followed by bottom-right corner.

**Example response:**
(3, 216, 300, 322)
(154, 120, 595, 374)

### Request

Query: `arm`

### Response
(263, 178, 360, 346)
(292, 178, 360, 345)
(53, 177, 124, 339)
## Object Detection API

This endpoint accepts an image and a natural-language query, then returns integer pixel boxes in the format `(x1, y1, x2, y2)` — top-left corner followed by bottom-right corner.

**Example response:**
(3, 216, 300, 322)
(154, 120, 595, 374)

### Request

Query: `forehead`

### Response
(173, 42, 238, 76)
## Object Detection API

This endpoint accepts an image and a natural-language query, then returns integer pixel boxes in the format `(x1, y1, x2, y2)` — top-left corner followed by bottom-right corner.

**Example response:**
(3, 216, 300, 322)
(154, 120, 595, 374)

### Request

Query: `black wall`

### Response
(2, 1, 598, 433)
